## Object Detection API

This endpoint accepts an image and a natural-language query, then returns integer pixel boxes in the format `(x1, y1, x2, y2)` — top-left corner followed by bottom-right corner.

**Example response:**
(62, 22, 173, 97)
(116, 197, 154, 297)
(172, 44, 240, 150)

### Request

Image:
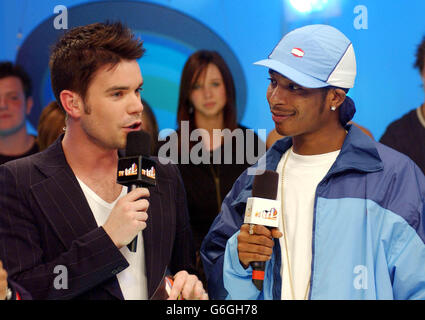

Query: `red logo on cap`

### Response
(291, 48, 304, 58)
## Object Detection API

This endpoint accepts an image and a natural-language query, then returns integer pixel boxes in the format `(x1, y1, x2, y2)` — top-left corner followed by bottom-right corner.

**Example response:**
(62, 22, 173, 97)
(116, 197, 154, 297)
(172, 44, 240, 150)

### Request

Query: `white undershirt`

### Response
(76, 178, 148, 300)
(276, 148, 340, 300)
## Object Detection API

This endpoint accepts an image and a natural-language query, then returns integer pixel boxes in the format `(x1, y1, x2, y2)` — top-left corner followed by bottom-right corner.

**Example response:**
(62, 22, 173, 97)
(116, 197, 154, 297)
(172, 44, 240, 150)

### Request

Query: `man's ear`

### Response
(25, 96, 33, 115)
(328, 88, 346, 110)
(59, 90, 83, 119)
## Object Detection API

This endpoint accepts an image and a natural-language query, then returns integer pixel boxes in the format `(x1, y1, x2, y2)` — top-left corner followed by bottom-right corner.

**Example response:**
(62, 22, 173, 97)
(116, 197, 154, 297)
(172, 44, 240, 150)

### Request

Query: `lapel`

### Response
(142, 160, 167, 299)
(30, 137, 124, 300)
(143, 183, 156, 299)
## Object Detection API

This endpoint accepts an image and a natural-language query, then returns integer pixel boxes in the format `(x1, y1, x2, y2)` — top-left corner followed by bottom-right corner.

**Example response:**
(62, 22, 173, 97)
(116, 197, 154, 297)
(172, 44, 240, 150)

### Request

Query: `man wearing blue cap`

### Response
(201, 24, 425, 300)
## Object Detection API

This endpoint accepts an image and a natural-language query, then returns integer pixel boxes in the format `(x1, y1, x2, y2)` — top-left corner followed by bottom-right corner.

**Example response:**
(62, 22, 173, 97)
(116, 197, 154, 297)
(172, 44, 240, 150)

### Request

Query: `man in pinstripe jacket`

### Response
(0, 22, 207, 300)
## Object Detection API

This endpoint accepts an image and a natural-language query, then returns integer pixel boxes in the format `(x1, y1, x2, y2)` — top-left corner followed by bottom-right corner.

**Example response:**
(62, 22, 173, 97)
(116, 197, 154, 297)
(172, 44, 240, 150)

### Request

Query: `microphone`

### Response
(117, 130, 156, 252)
(243, 170, 280, 291)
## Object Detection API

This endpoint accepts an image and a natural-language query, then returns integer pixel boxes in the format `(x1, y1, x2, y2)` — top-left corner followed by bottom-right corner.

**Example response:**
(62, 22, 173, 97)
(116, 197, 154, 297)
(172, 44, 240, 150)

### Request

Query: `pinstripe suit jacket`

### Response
(0, 137, 196, 299)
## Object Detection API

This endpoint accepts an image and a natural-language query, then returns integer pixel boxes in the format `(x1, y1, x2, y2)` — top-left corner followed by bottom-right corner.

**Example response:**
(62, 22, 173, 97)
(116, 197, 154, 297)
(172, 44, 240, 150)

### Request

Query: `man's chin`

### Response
(116, 140, 127, 150)
(275, 125, 292, 138)
(99, 138, 126, 151)
(114, 132, 128, 150)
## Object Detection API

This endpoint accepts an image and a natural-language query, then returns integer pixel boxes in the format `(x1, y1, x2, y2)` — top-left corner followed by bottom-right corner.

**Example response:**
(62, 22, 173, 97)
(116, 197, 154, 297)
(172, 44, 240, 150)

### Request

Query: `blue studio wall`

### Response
(1, 0, 424, 140)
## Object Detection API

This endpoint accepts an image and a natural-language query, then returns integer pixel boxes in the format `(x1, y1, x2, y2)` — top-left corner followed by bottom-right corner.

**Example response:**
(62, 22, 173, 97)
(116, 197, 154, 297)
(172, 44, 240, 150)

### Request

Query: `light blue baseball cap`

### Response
(254, 24, 356, 89)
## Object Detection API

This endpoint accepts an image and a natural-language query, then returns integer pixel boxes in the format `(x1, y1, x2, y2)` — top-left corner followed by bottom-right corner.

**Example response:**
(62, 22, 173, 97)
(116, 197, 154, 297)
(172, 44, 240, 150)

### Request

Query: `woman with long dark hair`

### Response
(163, 50, 265, 286)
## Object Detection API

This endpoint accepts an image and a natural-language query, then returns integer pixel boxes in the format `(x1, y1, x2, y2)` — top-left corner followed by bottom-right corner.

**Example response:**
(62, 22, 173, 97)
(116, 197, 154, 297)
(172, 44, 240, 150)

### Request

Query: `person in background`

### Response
(266, 121, 374, 149)
(0, 62, 39, 165)
(140, 98, 159, 155)
(380, 35, 425, 174)
(37, 101, 66, 151)
(158, 50, 265, 287)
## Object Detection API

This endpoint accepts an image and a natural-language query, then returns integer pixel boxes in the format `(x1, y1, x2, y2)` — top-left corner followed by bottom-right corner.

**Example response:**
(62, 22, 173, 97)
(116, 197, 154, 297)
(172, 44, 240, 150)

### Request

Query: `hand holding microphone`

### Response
(102, 187, 150, 249)
(104, 130, 156, 251)
(237, 224, 282, 268)
(237, 170, 282, 291)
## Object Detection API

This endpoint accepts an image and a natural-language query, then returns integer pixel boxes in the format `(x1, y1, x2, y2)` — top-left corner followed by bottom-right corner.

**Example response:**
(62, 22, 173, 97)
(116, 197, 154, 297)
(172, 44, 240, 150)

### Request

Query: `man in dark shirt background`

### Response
(380, 36, 425, 174)
(0, 62, 39, 165)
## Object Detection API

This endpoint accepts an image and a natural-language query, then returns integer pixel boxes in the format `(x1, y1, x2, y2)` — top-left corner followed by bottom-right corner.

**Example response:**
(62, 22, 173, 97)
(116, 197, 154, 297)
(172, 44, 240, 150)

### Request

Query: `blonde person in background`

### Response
(37, 101, 66, 151)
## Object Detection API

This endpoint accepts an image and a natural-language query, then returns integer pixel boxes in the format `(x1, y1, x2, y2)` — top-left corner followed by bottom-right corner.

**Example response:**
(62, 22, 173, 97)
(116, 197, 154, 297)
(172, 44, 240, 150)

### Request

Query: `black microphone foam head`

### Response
(252, 170, 279, 200)
(126, 130, 151, 157)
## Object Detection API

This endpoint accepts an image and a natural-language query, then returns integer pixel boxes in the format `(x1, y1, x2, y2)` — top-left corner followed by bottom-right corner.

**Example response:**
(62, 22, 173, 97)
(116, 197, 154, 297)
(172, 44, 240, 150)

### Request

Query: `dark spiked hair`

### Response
(49, 21, 145, 110)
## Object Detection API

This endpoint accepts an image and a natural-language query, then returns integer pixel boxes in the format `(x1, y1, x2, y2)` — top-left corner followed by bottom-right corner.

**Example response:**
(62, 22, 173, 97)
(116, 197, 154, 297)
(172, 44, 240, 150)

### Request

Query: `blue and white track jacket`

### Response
(200, 125, 425, 300)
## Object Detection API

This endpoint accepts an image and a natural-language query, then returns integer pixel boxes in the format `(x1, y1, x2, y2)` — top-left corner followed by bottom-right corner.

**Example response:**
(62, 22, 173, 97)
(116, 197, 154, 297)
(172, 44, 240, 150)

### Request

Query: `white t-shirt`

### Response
(276, 148, 340, 300)
(77, 178, 148, 300)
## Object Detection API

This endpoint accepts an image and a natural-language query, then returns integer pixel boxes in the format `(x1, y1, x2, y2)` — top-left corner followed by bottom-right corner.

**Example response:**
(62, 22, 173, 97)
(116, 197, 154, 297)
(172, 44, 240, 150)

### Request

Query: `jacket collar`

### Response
(271, 124, 383, 175)
(32, 134, 69, 177)
(232, 124, 383, 206)
(326, 124, 383, 176)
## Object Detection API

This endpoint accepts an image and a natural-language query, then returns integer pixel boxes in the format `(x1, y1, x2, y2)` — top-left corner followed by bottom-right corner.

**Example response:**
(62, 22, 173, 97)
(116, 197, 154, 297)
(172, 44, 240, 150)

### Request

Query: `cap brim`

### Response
(254, 59, 329, 89)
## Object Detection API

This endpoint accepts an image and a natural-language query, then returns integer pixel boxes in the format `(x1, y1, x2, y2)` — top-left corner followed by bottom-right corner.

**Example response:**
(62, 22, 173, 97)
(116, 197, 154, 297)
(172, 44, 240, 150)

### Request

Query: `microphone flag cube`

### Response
(117, 156, 156, 187)
(243, 197, 280, 228)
